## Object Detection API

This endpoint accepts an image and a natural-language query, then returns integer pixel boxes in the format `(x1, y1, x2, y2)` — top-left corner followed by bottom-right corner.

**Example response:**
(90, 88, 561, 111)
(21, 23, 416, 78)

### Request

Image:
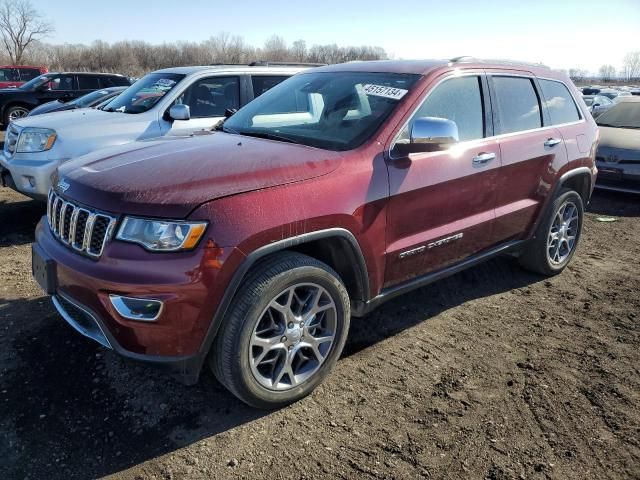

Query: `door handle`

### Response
(544, 138, 562, 147)
(472, 152, 496, 166)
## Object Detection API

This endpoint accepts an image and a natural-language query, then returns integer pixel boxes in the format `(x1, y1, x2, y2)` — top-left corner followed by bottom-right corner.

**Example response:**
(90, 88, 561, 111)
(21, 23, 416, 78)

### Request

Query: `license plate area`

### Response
(32, 243, 57, 294)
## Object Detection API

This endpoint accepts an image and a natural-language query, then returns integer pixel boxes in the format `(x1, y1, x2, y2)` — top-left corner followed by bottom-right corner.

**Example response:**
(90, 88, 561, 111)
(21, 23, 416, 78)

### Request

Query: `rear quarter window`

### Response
(539, 79, 582, 125)
(492, 76, 542, 134)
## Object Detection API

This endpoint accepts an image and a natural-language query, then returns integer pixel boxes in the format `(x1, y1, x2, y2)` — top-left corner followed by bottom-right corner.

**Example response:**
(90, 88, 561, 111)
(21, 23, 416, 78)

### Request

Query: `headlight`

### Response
(116, 217, 208, 252)
(16, 128, 57, 153)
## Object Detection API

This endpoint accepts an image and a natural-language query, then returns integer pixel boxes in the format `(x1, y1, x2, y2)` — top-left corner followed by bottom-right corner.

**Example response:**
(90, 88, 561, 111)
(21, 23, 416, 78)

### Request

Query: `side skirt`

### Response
(352, 239, 526, 317)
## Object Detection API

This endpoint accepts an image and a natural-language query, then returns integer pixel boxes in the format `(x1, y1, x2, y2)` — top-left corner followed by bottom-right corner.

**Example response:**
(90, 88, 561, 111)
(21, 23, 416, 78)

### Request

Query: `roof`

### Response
(153, 65, 311, 75)
(315, 58, 554, 76)
(45, 72, 127, 77)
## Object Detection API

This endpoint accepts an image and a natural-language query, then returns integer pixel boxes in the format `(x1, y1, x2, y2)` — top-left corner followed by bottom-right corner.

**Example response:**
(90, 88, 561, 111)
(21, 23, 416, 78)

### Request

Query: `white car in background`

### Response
(0, 64, 311, 200)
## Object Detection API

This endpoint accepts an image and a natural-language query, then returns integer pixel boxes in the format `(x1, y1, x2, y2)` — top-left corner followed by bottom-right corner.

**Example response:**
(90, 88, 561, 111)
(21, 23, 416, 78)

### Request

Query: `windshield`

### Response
(19, 74, 52, 90)
(596, 102, 640, 129)
(223, 71, 421, 151)
(101, 73, 185, 114)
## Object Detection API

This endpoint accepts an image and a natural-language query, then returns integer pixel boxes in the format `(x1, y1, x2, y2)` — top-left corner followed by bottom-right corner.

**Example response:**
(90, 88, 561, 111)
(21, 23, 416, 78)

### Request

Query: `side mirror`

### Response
(593, 103, 601, 108)
(394, 117, 459, 155)
(169, 104, 190, 121)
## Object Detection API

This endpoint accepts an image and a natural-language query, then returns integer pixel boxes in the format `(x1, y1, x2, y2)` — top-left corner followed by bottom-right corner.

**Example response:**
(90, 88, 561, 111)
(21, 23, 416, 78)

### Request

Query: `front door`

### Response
(162, 76, 241, 136)
(384, 73, 501, 287)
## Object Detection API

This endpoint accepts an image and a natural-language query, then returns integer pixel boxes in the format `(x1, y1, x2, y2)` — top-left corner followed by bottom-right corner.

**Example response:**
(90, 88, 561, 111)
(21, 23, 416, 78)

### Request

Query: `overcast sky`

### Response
(37, 0, 640, 73)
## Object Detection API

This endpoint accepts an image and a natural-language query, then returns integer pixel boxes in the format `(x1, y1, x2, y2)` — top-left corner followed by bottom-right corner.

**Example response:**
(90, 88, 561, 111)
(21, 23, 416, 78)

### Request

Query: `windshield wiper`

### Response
(597, 123, 620, 128)
(236, 130, 300, 144)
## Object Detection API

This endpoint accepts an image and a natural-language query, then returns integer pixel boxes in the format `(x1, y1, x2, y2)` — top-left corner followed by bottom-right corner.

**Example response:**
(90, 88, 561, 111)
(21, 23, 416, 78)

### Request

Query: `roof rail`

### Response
(449, 56, 549, 69)
(449, 56, 477, 63)
(248, 61, 327, 67)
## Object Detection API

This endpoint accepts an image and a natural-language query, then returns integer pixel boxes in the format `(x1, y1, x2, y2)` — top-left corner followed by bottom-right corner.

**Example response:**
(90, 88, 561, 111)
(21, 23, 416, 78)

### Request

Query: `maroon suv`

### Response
(32, 59, 598, 408)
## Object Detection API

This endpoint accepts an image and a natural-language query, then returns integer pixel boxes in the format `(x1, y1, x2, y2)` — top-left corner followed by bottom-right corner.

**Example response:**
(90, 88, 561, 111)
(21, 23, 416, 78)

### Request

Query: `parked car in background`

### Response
(595, 97, 640, 193)
(32, 58, 597, 408)
(613, 91, 633, 102)
(582, 94, 614, 117)
(0, 65, 48, 89)
(0, 64, 310, 199)
(27, 87, 127, 117)
(0, 72, 130, 125)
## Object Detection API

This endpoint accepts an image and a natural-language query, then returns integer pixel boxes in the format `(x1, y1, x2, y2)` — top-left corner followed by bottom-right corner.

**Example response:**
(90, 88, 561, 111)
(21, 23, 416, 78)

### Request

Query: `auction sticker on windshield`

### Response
(362, 84, 408, 100)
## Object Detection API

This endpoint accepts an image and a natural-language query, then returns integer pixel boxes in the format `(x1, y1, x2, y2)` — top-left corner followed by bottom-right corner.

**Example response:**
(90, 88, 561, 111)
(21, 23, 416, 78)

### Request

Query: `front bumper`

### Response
(595, 160, 640, 194)
(0, 151, 59, 200)
(34, 217, 242, 382)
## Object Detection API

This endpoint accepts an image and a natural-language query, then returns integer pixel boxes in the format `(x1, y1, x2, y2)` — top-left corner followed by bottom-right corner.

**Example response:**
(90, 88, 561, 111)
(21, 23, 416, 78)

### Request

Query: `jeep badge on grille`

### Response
(57, 179, 70, 193)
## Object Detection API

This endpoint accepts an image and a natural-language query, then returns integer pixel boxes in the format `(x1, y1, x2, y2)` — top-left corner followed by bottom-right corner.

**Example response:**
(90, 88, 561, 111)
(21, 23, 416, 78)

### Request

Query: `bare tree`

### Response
(621, 51, 640, 82)
(262, 35, 289, 61)
(568, 68, 587, 82)
(0, 0, 53, 64)
(598, 64, 616, 82)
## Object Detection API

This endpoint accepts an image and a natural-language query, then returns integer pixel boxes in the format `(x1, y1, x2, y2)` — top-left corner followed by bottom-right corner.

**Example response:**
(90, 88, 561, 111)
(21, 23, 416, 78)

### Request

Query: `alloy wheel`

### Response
(249, 283, 337, 391)
(8, 107, 29, 121)
(547, 200, 579, 265)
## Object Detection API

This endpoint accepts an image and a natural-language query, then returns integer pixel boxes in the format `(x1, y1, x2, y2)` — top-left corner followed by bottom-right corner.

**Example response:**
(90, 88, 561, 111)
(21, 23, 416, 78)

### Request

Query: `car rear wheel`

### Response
(4, 105, 30, 125)
(519, 188, 584, 275)
(210, 252, 350, 409)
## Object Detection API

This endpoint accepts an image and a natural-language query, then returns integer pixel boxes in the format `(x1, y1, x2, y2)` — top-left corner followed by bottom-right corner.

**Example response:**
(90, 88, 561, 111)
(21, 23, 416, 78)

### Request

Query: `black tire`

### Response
(210, 252, 351, 409)
(519, 188, 584, 276)
(3, 105, 30, 126)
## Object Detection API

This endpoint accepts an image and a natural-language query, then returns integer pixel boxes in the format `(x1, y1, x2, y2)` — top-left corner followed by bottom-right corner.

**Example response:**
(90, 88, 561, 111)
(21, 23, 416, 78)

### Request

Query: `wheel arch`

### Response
(559, 167, 593, 205)
(190, 228, 370, 379)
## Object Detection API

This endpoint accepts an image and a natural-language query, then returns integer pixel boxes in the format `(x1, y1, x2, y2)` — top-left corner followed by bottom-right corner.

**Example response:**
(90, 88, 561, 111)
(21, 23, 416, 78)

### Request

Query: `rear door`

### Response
(384, 72, 501, 286)
(488, 73, 569, 241)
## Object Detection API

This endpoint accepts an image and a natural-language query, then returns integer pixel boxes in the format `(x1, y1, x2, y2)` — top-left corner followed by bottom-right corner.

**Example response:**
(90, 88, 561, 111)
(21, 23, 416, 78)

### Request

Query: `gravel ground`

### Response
(0, 187, 638, 480)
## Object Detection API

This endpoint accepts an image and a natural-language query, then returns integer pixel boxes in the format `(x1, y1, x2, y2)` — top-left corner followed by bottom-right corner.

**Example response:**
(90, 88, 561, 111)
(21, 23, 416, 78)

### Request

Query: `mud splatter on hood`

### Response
(56, 132, 345, 218)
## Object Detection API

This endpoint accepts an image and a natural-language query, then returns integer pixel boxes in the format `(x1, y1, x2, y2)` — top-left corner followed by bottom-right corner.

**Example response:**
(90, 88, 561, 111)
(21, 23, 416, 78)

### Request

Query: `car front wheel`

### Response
(210, 252, 350, 409)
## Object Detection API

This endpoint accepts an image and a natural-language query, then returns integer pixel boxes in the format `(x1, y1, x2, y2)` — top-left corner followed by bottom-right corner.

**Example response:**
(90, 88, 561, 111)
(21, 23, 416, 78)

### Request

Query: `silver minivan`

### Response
(0, 64, 308, 199)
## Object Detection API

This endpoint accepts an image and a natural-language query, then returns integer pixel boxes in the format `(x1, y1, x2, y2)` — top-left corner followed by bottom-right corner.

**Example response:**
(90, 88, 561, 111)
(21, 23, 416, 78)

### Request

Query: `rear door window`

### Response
(251, 76, 289, 97)
(539, 79, 581, 125)
(78, 75, 100, 90)
(491, 76, 542, 134)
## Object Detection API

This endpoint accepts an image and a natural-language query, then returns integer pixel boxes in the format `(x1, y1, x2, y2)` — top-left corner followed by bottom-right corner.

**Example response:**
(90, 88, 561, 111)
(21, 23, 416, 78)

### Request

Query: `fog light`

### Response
(109, 295, 163, 322)
(26, 176, 36, 187)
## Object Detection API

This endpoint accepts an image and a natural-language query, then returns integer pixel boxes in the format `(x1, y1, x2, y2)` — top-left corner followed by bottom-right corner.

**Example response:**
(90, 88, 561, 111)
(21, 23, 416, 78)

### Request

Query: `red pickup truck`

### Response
(0, 65, 48, 88)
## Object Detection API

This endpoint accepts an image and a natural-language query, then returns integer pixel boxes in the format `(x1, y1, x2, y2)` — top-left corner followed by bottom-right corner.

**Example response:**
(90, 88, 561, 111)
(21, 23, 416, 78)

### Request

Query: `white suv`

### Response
(0, 64, 310, 200)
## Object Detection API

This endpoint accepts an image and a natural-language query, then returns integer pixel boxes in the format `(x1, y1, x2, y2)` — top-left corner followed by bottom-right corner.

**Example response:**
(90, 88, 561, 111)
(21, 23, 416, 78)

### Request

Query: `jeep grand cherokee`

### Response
(32, 58, 598, 408)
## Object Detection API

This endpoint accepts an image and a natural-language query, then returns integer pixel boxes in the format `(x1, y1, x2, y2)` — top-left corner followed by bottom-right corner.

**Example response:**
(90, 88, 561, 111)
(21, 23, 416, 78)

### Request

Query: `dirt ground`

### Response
(0, 186, 638, 480)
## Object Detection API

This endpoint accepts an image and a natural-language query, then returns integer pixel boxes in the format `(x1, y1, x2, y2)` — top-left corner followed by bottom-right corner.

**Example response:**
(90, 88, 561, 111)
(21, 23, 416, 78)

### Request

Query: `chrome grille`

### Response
(47, 189, 116, 258)
(4, 125, 20, 156)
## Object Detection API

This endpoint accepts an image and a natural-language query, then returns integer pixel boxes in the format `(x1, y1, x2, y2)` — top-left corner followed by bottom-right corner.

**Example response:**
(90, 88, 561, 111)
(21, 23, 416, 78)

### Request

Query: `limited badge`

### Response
(362, 84, 408, 100)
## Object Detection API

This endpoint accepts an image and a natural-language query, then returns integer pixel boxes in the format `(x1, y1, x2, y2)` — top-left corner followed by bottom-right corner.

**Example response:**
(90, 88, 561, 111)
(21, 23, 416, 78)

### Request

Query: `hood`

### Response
(57, 132, 344, 218)
(598, 126, 640, 151)
(13, 108, 158, 157)
(28, 100, 67, 116)
(15, 107, 130, 130)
